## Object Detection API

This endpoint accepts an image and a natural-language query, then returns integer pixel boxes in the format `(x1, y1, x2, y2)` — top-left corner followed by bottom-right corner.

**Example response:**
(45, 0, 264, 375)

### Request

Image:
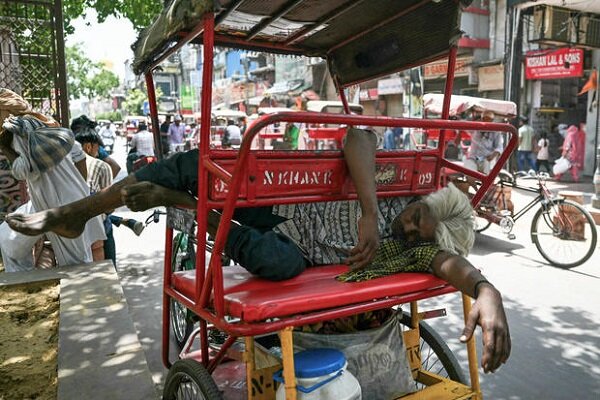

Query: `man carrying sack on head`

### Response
(0, 88, 105, 272)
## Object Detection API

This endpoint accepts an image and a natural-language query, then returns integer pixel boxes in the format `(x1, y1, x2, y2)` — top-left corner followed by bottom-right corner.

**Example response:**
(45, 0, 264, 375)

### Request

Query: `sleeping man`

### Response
(6, 128, 510, 373)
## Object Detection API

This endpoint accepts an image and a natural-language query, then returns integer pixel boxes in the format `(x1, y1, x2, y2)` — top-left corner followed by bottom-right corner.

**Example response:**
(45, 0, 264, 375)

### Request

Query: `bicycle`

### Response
(463, 171, 597, 268)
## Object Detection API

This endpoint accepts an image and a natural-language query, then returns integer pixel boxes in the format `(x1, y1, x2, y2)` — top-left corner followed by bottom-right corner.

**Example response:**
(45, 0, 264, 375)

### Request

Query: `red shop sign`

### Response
(525, 48, 584, 80)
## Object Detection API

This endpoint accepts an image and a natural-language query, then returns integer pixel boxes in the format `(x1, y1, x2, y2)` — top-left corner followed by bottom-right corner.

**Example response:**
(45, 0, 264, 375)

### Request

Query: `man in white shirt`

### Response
(223, 119, 242, 147)
(130, 122, 155, 157)
(0, 89, 105, 271)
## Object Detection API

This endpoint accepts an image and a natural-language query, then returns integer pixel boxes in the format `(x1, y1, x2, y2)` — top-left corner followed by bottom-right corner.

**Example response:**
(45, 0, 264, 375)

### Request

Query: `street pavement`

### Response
(109, 138, 600, 399)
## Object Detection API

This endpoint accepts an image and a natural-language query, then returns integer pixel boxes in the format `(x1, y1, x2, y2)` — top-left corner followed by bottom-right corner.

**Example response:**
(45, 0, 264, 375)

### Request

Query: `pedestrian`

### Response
(383, 127, 396, 150)
(223, 119, 242, 148)
(75, 129, 116, 265)
(535, 131, 550, 173)
(464, 111, 503, 174)
(160, 115, 172, 156)
(71, 115, 121, 178)
(130, 121, 155, 157)
(517, 116, 535, 172)
(554, 124, 585, 182)
(547, 124, 564, 166)
(168, 115, 186, 153)
(0, 88, 105, 272)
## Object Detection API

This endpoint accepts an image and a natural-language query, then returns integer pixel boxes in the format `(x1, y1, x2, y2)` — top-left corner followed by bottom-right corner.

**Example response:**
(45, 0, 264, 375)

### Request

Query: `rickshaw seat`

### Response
(171, 265, 453, 322)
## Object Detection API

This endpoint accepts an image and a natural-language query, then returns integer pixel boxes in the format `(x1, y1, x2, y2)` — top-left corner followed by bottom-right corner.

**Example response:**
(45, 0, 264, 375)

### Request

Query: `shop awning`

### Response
(423, 93, 517, 117)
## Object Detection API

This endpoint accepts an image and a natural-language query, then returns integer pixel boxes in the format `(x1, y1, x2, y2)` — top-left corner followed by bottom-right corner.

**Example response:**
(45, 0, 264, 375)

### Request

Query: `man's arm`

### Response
(431, 251, 511, 373)
(343, 128, 379, 270)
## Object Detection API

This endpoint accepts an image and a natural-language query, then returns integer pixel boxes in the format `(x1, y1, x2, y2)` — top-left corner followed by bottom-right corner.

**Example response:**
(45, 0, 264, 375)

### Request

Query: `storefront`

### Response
(523, 47, 589, 162)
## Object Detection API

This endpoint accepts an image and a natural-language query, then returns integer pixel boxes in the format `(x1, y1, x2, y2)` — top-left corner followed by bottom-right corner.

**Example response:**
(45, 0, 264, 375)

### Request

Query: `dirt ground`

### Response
(0, 279, 59, 400)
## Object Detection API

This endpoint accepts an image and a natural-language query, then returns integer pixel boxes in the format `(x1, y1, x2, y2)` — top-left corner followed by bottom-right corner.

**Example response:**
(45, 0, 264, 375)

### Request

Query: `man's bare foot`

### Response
(7, 209, 86, 238)
(121, 182, 168, 211)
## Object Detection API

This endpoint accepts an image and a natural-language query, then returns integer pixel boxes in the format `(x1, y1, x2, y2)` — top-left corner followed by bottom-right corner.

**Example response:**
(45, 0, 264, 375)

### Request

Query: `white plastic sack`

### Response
(293, 310, 414, 400)
(553, 156, 571, 175)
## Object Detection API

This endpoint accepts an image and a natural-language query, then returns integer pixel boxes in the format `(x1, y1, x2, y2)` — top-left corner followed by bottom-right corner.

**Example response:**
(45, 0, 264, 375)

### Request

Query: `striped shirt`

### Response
(85, 154, 113, 194)
(272, 197, 415, 265)
(130, 129, 155, 157)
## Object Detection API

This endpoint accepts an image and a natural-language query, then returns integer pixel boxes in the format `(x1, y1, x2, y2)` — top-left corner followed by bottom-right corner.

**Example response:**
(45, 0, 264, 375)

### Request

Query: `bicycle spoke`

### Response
(531, 199, 597, 268)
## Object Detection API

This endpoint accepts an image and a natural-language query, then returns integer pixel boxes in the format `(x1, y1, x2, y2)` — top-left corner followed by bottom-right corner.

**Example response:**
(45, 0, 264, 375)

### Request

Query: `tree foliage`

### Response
(63, 0, 164, 33)
(123, 87, 162, 116)
(66, 44, 120, 100)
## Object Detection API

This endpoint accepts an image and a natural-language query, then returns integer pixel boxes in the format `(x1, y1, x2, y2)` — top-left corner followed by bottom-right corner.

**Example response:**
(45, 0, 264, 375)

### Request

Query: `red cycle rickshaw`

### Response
(131, 1, 517, 398)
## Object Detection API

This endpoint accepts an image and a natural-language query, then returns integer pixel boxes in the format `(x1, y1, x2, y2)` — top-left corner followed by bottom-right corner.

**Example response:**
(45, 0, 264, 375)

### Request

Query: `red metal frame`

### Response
(144, 10, 518, 374)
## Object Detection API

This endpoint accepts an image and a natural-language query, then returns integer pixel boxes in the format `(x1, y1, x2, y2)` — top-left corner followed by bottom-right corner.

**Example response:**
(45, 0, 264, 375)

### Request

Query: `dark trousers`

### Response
(135, 151, 308, 280)
(103, 216, 116, 267)
(536, 159, 550, 173)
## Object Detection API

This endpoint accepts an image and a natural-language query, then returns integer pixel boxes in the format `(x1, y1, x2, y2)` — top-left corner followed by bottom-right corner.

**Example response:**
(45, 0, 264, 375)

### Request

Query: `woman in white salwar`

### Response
(0, 88, 105, 272)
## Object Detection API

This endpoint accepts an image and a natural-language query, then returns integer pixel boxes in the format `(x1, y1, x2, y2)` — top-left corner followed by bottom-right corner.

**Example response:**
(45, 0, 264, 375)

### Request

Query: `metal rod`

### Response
(145, 72, 164, 159)
(285, 0, 367, 45)
(161, 227, 174, 369)
(53, 0, 69, 126)
(145, 21, 206, 73)
(462, 294, 482, 398)
(215, 0, 247, 26)
(247, 0, 306, 40)
(196, 13, 214, 311)
(436, 46, 458, 188)
(203, 155, 232, 184)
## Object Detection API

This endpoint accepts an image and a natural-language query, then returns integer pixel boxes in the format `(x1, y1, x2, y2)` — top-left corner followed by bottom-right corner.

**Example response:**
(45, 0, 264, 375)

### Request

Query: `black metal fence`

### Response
(0, 0, 68, 221)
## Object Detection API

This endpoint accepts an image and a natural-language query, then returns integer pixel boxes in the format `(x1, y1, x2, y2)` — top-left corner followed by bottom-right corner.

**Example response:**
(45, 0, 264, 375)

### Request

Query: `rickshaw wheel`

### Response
(163, 359, 222, 400)
(171, 233, 196, 350)
(401, 312, 466, 386)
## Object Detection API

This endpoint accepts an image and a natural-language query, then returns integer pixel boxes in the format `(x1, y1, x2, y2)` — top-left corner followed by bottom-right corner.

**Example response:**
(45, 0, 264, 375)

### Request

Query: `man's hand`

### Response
(346, 213, 379, 270)
(460, 284, 511, 373)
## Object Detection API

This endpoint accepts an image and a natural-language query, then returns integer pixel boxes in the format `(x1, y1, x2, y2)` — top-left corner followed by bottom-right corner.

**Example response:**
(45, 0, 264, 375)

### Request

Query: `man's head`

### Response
(482, 111, 495, 122)
(138, 122, 148, 132)
(519, 116, 528, 126)
(392, 183, 474, 256)
(75, 128, 103, 157)
(71, 115, 97, 134)
(174, 115, 181, 125)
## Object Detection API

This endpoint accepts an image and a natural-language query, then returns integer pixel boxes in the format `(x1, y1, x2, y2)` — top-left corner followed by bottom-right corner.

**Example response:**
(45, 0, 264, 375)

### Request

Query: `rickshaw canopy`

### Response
(306, 100, 363, 114)
(132, 0, 471, 86)
(423, 93, 517, 118)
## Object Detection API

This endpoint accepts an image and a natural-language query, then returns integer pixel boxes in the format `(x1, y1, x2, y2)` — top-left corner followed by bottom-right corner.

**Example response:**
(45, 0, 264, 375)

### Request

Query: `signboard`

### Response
(478, 64, 505, 91)
(525, 48, 584, 80)
(424, 57, 471, 80)
(377, 78, 404, 95)
(359, 88, 378, 101)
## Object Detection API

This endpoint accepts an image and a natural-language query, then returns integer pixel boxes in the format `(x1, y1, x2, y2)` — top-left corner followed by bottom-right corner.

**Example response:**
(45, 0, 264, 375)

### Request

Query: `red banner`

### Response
(525, 48, 584, 80)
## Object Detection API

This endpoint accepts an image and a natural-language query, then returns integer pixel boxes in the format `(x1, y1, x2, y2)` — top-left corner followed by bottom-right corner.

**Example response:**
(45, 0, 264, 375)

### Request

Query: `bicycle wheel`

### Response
(531, 199, 597, 268)
(171, 233, 196, 349)
(163, 359, 222, 400)
(400, 312, 466, 387)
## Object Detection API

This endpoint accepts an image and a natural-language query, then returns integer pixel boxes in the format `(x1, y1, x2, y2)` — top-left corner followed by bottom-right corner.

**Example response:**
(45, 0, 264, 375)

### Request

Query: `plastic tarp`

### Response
(423, 93, 517, 118)
(131, 0, 216, 74)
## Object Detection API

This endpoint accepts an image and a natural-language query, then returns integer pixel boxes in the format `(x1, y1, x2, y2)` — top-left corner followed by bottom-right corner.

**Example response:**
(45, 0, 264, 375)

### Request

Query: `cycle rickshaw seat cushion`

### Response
(171, 265, 454, 322)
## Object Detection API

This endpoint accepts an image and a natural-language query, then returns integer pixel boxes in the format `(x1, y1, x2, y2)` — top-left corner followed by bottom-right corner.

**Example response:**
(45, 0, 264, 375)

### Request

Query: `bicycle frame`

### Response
(477, 175, 560, 231)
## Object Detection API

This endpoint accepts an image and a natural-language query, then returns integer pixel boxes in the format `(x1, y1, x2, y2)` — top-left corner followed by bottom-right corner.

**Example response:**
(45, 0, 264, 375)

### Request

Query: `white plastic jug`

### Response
(274, 348, 361, 400)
